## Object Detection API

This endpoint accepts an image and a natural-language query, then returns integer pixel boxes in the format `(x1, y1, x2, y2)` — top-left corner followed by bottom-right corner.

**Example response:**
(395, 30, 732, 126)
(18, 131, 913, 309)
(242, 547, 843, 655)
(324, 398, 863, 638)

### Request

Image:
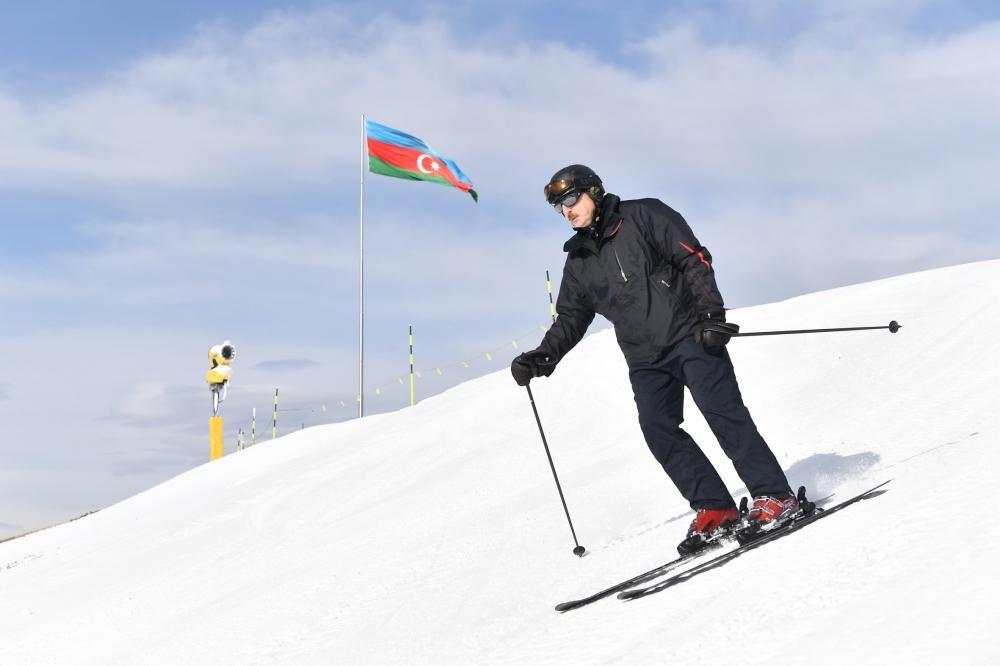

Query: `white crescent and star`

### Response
(417, 153, 441, 174)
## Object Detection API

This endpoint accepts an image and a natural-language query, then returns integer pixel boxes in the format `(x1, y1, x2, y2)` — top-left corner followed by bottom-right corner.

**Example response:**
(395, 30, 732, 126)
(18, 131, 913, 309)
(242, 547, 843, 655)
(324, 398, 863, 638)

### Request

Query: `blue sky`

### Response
(3, 1, 996, 91)
(2, 0, 999, 538)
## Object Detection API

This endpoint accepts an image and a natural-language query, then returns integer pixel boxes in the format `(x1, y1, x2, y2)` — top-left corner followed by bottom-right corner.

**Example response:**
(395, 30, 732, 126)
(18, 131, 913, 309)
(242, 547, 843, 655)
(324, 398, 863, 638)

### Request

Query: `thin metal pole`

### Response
(526, 384, 586, 557)
(733, 320, 901, 338)
(409, 324, 415, 407)
(359, 113, 366, 418)
(272, 388, 279, 439)
(546, 269, 556, 324)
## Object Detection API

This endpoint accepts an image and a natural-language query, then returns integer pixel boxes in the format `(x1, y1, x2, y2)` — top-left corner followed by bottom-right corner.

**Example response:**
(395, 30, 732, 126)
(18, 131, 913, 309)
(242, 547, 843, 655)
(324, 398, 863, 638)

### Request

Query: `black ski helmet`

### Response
(544, 164, 605, 208)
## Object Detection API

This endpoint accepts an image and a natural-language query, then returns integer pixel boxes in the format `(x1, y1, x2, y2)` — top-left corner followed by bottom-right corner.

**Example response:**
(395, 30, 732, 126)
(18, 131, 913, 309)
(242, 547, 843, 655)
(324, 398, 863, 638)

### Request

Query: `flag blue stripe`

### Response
(366, 119, 431, 152)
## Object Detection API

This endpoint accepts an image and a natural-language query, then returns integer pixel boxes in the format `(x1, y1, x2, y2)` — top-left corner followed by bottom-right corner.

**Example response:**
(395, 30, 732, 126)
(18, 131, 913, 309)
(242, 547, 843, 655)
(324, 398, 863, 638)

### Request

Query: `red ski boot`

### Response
(676, 507, 740, 556)
(747, 494, 799, 531)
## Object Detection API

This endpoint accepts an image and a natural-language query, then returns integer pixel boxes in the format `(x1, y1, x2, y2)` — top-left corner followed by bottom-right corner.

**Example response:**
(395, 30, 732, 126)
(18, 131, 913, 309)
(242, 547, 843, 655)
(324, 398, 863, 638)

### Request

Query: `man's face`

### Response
(561, 193, 597, 229)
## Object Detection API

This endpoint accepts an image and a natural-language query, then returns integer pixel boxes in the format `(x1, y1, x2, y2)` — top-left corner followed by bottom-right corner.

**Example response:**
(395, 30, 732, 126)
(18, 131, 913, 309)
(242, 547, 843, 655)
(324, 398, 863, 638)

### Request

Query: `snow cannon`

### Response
(206, 341, 236, 461)
(206, 341, 236, 386)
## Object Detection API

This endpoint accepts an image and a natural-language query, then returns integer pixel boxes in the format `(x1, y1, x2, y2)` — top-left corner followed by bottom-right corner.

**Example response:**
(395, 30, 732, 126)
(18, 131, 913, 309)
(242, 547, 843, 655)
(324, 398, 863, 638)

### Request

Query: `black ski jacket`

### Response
(537, 193, 725, 369)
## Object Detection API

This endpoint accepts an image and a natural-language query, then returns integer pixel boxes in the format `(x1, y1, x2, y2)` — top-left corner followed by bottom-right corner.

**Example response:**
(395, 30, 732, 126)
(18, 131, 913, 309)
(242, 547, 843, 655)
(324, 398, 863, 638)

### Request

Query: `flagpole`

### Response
(359, 113, 366, 419)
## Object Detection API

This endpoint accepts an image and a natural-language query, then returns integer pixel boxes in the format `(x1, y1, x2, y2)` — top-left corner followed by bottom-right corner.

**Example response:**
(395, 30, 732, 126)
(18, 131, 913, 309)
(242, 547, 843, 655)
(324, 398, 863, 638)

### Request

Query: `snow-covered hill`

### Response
(2, 260, 998, 665)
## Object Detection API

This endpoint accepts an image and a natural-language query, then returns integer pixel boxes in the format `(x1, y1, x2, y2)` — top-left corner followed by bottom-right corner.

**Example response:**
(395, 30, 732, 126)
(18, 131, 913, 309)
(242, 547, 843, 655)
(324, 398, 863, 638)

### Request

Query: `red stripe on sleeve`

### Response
(678, 241, 712, 271)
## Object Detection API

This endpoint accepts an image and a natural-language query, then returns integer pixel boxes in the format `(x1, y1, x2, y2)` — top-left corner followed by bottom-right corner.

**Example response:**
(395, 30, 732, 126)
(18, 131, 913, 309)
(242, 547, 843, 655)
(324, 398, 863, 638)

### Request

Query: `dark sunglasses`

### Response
(544, 179, 582, 210)
(552, 191, 583, 210)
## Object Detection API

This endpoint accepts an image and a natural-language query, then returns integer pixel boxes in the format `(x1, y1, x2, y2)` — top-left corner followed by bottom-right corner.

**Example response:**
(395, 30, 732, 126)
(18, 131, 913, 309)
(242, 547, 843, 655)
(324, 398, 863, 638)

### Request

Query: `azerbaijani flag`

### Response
(366, 119, 478, 202)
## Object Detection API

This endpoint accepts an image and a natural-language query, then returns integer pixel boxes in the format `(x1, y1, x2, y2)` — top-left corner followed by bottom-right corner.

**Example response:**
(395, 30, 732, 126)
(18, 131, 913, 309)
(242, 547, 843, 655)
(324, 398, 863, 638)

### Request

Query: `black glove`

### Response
(510, 350, 557, 386)
(697, 313, 740, 354)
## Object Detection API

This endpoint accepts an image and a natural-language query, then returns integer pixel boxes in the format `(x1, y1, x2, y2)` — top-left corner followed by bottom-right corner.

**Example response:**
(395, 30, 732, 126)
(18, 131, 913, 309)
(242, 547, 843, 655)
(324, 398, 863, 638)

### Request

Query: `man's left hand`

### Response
(698, 318, 740, 353)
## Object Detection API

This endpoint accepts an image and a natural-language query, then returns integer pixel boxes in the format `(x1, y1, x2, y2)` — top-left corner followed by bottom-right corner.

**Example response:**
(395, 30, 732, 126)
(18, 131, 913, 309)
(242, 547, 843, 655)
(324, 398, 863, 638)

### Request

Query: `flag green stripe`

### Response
(369, 155, 452, 188)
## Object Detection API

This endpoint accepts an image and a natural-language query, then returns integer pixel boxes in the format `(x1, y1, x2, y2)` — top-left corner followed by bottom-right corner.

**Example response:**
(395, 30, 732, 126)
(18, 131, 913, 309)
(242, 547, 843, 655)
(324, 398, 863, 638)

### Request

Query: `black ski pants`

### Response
(628, 337, 791, 510)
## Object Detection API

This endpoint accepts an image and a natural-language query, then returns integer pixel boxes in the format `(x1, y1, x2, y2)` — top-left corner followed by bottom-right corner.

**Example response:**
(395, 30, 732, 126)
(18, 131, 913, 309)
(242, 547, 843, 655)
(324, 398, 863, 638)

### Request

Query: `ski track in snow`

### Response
(1, 260, 999, 665)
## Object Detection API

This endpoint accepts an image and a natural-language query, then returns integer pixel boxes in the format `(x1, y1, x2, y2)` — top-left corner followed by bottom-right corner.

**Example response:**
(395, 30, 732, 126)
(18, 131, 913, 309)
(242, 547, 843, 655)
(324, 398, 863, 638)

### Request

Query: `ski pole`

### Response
(525, 384, 587, 557)
(731, 320, 901, 338)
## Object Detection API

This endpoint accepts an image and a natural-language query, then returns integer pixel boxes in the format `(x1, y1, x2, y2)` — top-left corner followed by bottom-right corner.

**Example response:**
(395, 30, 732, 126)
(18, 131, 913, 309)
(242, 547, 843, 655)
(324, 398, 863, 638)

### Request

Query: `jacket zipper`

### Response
(613, 247, 628, 282)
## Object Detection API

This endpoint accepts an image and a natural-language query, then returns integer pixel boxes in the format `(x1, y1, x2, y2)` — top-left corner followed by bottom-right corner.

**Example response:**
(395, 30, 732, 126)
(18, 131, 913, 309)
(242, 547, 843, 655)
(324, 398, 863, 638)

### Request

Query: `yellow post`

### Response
(209, 416, 224, 461)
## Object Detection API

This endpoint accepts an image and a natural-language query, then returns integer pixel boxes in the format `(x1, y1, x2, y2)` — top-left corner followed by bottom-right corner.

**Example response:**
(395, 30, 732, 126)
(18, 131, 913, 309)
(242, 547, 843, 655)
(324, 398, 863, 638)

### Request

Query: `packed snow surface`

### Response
(2, 260, 998, 664)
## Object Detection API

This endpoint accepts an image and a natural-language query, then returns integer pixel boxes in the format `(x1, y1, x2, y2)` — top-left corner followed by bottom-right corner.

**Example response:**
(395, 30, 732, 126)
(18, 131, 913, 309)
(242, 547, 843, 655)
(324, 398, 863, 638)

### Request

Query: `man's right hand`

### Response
(510, 350, 557, 386)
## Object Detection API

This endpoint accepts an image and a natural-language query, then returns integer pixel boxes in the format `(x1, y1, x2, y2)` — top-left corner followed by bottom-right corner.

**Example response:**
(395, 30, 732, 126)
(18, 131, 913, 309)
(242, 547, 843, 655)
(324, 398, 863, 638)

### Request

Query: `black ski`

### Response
(554, 539, 732, 613)
(618, 480, 891, 601)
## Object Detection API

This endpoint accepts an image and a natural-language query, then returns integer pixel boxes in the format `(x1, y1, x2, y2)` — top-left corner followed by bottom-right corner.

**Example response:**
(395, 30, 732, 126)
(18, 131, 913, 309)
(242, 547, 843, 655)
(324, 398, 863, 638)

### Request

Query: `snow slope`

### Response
(2, 260, 998, 665)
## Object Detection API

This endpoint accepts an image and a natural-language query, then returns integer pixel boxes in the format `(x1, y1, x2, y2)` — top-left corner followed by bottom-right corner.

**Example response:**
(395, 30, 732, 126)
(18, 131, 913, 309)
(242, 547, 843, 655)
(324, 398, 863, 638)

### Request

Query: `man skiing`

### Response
(510, 165, 798, 555)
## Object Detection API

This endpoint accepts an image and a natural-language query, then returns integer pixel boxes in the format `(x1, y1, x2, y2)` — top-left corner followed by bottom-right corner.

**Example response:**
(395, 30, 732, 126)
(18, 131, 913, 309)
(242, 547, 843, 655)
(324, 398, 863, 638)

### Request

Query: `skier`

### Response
(511, 165, 798, 555)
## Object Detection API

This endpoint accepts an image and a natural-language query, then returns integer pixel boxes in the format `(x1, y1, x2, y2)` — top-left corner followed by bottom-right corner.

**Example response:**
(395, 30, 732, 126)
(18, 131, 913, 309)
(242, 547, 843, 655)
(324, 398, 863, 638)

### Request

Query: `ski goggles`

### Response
(544, 179, 582, 210)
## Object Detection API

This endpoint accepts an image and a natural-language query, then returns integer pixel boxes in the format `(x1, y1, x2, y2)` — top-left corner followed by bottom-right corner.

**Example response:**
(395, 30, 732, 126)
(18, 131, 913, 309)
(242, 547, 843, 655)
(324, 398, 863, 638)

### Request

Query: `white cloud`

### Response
(1, 9, 995, 237)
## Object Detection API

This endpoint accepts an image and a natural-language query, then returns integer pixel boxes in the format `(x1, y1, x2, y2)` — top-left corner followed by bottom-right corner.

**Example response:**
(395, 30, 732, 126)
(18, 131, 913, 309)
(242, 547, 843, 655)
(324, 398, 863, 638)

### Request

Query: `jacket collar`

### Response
(562, 193, 622, 253)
